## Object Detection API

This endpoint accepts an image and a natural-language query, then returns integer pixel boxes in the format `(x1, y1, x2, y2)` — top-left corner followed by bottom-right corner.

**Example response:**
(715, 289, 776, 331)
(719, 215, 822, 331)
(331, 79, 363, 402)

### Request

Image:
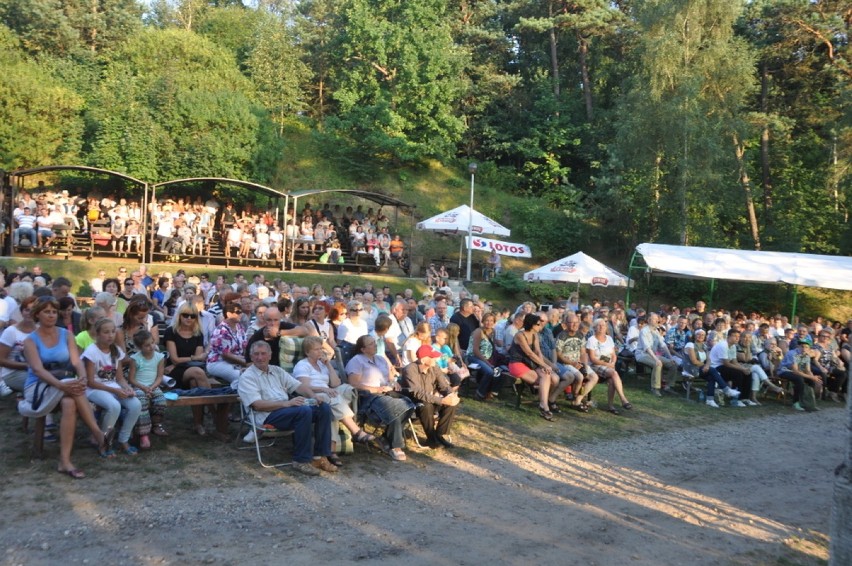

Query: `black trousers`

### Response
(418, 402, 457, 440)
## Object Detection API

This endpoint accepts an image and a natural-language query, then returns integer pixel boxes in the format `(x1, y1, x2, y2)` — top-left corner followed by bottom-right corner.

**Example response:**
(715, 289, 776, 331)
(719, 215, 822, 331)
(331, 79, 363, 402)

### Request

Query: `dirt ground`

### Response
(1, 405, 843, 566)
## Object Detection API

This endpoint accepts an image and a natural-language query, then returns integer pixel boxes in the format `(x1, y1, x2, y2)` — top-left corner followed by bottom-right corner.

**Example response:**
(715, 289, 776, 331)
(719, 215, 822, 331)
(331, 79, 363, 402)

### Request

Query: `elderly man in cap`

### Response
(400, 345, 460, 448)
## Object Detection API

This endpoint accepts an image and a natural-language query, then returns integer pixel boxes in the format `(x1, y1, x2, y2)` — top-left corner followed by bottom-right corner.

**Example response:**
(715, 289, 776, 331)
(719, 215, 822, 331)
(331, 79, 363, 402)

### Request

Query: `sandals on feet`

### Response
(327, 453, 344, 467)
(539, 407, 554, 421)
(571, 403, 589, 413)
(120, 444, 139, 456)
(152, 424, 169, 437)
(607, 407, 621, 415)
(389, 448, 407, 462)
(548, 402, 562, 414)
(353, 430, 377, 444)
(622, 402, 633, 410)
(58, 468, 86, 479)
(98, 437, 115, 459)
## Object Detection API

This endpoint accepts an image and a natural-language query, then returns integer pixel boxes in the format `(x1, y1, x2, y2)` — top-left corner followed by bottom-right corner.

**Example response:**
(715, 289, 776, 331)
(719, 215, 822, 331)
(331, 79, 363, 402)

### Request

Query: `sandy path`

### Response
(1, 407, 843, 565)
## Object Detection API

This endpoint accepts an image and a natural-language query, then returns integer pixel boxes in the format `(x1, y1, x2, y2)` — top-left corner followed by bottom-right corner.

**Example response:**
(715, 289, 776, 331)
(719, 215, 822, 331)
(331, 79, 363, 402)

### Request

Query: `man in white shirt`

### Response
(709, 329, 748, 407)
(635, 313, 679, 397)
(386, 300, 414, 349)
(237, 341, 337, 475)
(13, 206, 37, 247)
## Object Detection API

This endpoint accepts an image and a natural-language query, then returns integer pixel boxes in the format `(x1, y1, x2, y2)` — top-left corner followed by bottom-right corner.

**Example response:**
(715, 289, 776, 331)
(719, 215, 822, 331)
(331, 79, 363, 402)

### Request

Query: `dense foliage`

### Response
(1, 0, 848, 257)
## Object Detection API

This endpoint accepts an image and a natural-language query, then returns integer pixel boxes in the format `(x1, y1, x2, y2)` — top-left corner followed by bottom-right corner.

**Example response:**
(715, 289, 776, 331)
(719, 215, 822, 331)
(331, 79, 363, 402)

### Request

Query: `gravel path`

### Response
(2, 407, 843, 565)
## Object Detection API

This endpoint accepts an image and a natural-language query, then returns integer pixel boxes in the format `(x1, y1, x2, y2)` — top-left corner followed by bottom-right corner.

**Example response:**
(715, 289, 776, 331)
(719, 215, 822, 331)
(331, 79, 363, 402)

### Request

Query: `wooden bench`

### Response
(166, 393, 240, 438)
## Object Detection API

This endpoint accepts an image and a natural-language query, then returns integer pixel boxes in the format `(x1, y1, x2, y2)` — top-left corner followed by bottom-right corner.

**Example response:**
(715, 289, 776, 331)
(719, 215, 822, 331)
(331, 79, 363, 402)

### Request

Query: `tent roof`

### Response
(152, 177, 287, 199)
(10, 165, 147, 187)
(287, 188, 412, 209)
(635, 243, 852, 291)
(416, 204, 510, 237)
(524, 251, 632, 287)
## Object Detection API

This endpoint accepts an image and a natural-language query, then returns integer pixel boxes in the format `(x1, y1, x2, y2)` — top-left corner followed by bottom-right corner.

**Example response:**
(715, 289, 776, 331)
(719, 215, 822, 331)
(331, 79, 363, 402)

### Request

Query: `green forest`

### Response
(1, 0, 849, 262)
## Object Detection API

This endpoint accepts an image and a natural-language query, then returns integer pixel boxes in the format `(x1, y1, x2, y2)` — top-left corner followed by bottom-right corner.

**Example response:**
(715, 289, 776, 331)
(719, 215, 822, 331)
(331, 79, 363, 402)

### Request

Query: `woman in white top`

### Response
(0, 295, 37, 393)
(304, 302, 336, 359)
(586, 318, 632, 415)
(683, 329, 743, 408)
(337, 300, 369, 358)
(293, 337, 377, 465)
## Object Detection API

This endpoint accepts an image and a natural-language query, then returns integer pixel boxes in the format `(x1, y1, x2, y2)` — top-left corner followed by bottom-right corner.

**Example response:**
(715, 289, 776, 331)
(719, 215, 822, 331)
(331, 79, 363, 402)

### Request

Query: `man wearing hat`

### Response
(400, 344, 460, 448)
(778, 336, 822, 411)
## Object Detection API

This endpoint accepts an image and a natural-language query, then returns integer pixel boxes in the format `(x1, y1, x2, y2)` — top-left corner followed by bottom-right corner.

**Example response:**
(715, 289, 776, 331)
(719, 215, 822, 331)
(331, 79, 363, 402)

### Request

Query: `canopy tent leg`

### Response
(790, 285, 799, 324)
(625, 249, 641, 306)
(708, 279, 716, 311)
(457, 237, 463, 279)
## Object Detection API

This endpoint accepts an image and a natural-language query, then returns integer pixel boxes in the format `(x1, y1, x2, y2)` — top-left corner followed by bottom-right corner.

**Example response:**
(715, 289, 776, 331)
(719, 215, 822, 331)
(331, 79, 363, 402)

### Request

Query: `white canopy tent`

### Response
(635, 243, 852, 290)
(629, 242, 852, 316)
(416, 205, 510, 277)
(416, 204, 511, 236)
(524, 251, 633, 287)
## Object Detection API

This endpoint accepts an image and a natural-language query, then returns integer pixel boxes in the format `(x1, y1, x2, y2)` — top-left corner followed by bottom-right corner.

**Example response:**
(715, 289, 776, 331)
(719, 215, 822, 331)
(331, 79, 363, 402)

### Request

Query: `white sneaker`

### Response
(705, 399, 720, 408)
(743, 399, 759, 407)
(0, 382, 12, 397)
(730, 400, 746, 407)
(242, 430, 256, 443)
(724, 387, 741, 399)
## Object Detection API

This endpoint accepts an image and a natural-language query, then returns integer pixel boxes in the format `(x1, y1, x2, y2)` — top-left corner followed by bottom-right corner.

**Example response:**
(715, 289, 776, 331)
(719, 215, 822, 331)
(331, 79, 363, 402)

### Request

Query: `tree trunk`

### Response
(759, 62, 773, 226)
(548, 2, 560, 100)
(680, 125, 688, 245)
(733, 133, 762, 250)
(89, 0, 98, 53)
(650, 153, 662, 241)
(829, 385, 852, 565)
(578, 34, 593, 121)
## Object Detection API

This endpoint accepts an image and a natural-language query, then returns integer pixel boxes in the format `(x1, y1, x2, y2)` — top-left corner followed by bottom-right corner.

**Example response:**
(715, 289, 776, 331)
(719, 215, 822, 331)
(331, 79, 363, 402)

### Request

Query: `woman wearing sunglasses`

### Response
(164, 303, 211, 435)
(207, 302, 248, 386)
(336, 300, 368, 363)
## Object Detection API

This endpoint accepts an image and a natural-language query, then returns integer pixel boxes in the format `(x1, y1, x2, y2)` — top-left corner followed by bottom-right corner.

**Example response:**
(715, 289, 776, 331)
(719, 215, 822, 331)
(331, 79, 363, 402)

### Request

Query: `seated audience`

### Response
(346, 335, 415, 462)
(238, 341, 338, 475)
(293, 336, 378, 463)
(401, 345, 460, 448)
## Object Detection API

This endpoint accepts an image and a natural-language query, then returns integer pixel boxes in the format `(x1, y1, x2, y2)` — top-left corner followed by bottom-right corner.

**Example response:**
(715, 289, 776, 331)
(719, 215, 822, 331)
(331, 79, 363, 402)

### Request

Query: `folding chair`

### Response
(357, 401, 422, 449)
(234, 403, 294, 469)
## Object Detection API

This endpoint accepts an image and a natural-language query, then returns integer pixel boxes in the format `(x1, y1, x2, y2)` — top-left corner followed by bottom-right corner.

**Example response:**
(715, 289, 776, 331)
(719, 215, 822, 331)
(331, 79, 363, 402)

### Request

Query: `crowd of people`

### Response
(1, 263, 848, 479)
(9, 188, 407, 269)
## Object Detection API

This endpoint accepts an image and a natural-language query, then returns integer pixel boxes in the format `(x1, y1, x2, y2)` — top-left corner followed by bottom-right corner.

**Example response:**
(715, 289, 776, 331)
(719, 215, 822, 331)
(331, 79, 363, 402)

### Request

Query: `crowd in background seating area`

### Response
(9, 187, 407, 269)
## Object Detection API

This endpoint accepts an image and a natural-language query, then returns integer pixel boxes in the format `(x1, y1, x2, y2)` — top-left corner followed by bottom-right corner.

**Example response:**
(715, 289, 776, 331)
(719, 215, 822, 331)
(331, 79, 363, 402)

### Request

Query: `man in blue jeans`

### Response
(237, 341, 337, 476)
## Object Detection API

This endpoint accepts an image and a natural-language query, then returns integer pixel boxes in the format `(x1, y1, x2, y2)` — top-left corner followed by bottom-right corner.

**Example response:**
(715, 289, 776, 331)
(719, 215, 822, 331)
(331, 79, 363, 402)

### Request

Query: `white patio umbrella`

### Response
(416, 205, 510, 276)
(416, 204, 510, 236)
(523, 251, 632, 287)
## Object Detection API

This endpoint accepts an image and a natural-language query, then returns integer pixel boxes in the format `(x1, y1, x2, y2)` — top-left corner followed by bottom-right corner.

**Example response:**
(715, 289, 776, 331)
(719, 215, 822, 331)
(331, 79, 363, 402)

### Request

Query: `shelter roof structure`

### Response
(152, 177, 286, 199)
(10, 165, 147, 187)
(635, 243, 852, 291)
(287, 188, 412, 209)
